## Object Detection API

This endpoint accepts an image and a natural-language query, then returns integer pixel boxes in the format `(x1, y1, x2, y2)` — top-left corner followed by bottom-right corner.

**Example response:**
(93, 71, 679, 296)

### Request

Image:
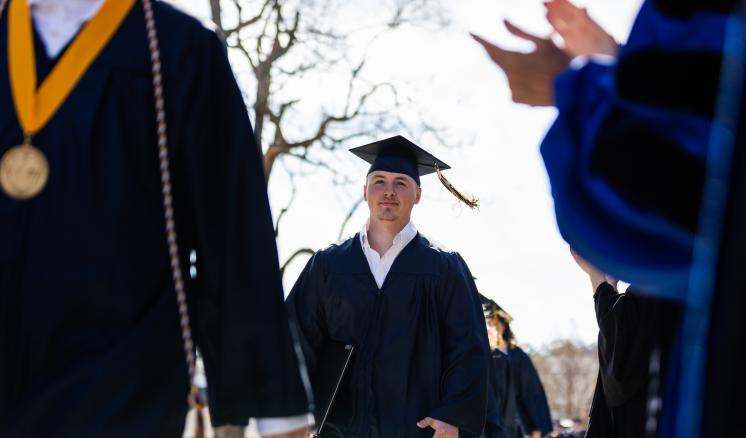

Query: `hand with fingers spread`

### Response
(416, 417, 459, 438)
(545, 0, 618, 57)
(472, 20, 571, 107)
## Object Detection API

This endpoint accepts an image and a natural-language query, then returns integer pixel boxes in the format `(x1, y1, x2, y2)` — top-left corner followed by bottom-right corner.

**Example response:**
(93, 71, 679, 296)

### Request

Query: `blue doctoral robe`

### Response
(286, 233, 490, 438)
(540, 0, 746, 437)
(540, 0, 728, 296)
(0, 2, 308, 437)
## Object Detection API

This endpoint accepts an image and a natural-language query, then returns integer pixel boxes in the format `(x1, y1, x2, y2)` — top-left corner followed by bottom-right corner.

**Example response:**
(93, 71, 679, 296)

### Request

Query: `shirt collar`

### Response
(360, 220, 417, 249)
(27, 0, 101, 6)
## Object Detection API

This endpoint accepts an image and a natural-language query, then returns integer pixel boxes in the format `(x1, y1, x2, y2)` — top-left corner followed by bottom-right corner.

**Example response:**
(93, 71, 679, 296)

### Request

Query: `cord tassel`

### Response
(194, 407, 205, 438)
(435, 164, 479, 209)
(192, 387, 206, 438)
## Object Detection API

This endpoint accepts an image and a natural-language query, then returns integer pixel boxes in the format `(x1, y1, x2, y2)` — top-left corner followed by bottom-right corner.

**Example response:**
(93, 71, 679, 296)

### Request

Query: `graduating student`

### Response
(0, 1, 310, 437)
(286, 136, 490, 438)
(481, 297, 516, 438)
(481, 297, 552, 438)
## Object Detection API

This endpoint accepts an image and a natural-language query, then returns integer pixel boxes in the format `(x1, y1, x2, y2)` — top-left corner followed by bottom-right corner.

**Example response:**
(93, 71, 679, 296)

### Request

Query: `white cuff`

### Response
(255, 413, 314, 436)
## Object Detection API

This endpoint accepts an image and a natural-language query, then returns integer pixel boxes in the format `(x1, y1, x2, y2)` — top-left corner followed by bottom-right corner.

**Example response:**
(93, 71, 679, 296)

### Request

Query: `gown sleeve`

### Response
(511, 348, 553, 435)
(285, 253, 329, 377)
(428, 254, 491, 438)
(593, 283, 648, 406)
(173, 30, 309, 425)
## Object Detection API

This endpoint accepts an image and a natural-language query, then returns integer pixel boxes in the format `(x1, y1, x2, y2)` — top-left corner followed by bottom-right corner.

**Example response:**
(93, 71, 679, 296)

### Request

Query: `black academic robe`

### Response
(286, 233, 490, 438)
(586, 285, 680, 438)
(0, 3, 307, 437)
(508, 347, 552, 437)
(483, 349, 515, 438)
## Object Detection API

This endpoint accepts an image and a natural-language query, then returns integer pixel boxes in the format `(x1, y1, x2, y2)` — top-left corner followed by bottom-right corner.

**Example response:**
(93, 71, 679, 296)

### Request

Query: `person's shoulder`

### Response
(314, 235, 359, 263)
(154, 1, 216, 34)
(508, 345, 530, 361)
(152, 1, 223, 49)
(417, 234, 460, 259)
(416, 233, 472, 271)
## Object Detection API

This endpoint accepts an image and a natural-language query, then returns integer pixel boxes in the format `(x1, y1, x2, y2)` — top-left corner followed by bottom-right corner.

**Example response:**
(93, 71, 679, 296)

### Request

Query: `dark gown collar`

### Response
(328, 232, 439, 275)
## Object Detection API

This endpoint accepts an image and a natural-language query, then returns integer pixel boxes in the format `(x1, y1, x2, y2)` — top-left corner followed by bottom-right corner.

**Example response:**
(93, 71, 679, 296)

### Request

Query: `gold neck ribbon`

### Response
(8, 0, 136, 136)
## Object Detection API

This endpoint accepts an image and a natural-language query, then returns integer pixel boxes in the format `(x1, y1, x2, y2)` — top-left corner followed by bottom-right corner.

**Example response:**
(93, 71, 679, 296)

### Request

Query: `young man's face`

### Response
(364, 170, 421, 225)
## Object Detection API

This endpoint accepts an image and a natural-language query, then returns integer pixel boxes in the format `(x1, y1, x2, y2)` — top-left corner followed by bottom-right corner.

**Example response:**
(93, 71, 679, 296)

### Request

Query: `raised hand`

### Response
(545, 0, 618, 57)
(570, 248, 618, 292)
(472, 20, 570, 107)
(417, 417, 459, 438)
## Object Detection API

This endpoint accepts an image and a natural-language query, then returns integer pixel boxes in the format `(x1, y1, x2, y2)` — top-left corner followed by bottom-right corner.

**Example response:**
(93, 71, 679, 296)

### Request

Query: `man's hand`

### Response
(262, 426, 310, 438)
(472, 20, 570, 107)
(545, 0, 618, 57)
(417, 417, 458, 438)
(570, 248, 618, 292)
(530, 431, 542, 438)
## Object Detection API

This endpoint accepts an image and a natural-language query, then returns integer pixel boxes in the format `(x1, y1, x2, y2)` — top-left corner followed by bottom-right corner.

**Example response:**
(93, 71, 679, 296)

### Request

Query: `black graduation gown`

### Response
(286, 233, 490, 438)
(483, 349, 515, 438)
(508, 347, 552, 437)
(0, 3, 307, 437)
(586, 284, 680, 438)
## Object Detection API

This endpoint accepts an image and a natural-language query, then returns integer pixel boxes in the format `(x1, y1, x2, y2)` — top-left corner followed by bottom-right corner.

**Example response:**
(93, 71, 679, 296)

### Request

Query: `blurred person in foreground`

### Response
(472, 0, 744, 436)
(0, 0, 310, 436)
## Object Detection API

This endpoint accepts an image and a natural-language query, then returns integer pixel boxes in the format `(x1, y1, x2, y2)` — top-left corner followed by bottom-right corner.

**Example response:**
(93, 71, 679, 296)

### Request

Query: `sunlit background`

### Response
(172, 0, 643, 349)
(168, 0, 647, 435)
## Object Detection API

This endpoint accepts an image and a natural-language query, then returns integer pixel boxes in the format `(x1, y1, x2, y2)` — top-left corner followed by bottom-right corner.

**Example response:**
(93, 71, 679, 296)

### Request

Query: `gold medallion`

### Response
(0, 143, 49, 200)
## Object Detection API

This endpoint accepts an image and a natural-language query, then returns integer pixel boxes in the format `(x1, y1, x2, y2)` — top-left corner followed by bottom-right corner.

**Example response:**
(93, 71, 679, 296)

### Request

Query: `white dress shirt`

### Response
(28, 0, 105, 58)
(24, 1, 311, 434)
(360, 220, 418, 288)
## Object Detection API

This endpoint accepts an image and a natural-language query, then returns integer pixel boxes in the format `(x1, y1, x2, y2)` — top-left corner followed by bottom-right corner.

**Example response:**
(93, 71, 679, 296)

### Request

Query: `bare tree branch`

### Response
(274, 174, 297, 238)
(280, 248, 316, 277)
(209, 0, 224, 37)
(204, 1, 454, 433)
(224, 0, 272, 37)
(337, 198, 364, 242)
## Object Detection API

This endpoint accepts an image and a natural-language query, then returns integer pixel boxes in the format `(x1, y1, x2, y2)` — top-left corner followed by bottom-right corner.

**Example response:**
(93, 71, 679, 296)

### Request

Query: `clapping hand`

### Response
(545, 0, 618, 57)
(472, 20, 570, 107)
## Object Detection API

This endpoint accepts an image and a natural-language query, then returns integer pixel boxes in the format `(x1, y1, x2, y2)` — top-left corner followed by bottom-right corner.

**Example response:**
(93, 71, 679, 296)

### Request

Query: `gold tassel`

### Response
(435, 164, 479, 209)
(191, 386, 206, 438)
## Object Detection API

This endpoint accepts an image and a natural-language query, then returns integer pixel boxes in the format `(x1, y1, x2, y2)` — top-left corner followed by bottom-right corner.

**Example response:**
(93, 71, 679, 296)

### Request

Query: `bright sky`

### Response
(173, 0, 644, 348)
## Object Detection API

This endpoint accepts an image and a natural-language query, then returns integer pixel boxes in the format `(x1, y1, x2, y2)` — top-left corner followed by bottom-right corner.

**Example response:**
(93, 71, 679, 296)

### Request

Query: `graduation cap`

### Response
(478, 293, 513, 324)
(349, 135, 479, 209)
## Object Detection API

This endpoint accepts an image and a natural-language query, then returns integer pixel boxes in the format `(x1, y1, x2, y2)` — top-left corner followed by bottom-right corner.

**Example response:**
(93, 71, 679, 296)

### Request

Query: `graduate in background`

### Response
(481, 297, 515, 438)
(0, 1, 310, 436)
(481, 297, 552, 438)
(286, 135, 489, 438)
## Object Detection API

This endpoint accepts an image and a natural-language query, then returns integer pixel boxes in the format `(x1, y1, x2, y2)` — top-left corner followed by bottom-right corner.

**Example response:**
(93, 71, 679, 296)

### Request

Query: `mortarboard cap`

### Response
(478, 293, 514, 324)
(349, 135, 449, 185)
(349, 135, 479, 209)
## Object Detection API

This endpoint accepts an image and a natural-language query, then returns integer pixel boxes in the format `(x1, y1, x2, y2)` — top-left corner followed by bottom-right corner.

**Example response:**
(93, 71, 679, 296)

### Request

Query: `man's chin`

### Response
(375, 213, 398, 222)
